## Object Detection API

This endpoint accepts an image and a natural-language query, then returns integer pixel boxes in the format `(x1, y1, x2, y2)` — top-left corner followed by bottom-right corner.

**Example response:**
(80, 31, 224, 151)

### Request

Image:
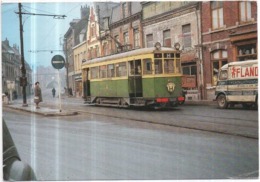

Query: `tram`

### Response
(82, 42, 185, 108)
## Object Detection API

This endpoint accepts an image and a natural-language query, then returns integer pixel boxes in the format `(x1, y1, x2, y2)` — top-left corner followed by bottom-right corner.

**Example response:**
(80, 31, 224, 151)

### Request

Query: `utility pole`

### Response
(64, 38, 69, 94)
(18, 3, 28, 107)
(15, 3, 66, 106)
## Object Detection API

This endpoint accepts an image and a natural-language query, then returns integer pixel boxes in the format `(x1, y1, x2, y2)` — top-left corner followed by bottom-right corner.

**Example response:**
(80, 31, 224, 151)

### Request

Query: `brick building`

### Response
(109, 2, 143, 53)
(142, 2, 202, 100)
(201, 1, 257, 100)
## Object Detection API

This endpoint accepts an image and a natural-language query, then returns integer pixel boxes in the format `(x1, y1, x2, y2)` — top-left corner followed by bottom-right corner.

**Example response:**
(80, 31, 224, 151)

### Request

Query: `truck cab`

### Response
(215, 60, 258, 109)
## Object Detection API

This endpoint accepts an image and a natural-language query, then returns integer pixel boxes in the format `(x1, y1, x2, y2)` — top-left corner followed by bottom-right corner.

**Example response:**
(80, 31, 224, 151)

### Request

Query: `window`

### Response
(129, 60, 141, 75)
(99, 65, 107, 78)
(237, 43, 257, 61)
(143, 59, 152, 75)
(163, 30, 171, 47)
(116, 62, 127, 77)
(240, 1, 252, 22)
(90, 67, 99, 79)
(219, 70, 228, 80)
(146, 34, 153, 48)
(211, 50, 228, 85)
(182, 64, 197, 75)
(164, 59, 174, 73)
(114, 35, 120, 51)
(211, 1, 224, 29)
(123, 32, 129, 45)
(123, 3, 128, 18)
(107, 64, 115, 78)
(182, 24, 191, 48)
(133, 28, 140, 49)
(103, 43, 109, 56)
(96, 45, 99, 58)
(154, 59, 162, 74)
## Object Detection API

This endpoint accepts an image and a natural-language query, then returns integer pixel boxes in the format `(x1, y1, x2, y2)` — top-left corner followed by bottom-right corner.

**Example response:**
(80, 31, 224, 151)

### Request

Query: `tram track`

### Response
(67, 106, 258, 140)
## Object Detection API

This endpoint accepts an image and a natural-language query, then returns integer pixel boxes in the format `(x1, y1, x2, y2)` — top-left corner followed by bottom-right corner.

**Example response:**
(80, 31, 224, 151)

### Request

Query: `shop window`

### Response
(107, 64, 115, 78)
(154, 59, 163, 74)
(146, 34, 153, 48)
(116, 62, 127, 77)
(240, 1, 252, 23)
(211, 1, 224, 30)
(164, 59, 174, 73)
(237, 44, 257, 61)
(143, 59, 152, 75)
(163, 29, 171, 47)
(211, 50, 227, 86)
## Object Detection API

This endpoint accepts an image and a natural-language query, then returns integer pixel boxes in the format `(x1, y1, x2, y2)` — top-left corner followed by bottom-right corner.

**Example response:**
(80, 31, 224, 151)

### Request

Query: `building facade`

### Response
(109, 2, 143, 53)
(201, 1, 257, 100)
(2, 38, 32, 98)
(142, 2, 202, 100)
(64, 5, 89, 96)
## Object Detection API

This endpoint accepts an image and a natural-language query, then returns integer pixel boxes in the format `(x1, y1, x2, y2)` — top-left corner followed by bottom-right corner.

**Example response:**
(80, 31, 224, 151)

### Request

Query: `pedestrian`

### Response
(34, 82, 42, 109)
(52, 88, 56, 98)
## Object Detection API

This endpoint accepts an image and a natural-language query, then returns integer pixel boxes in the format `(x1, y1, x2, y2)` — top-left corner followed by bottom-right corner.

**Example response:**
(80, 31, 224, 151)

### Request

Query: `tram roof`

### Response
(82, 47, 175, 66)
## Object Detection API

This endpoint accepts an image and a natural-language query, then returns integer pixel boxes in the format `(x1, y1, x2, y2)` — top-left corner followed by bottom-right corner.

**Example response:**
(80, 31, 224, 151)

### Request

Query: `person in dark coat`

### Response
(52, 88, 56, 98)
(34, 82, 42, 109)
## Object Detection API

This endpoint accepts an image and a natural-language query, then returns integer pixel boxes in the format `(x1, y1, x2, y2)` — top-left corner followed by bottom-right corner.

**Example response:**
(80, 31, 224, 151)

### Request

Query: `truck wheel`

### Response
(217, 94, 228, 109)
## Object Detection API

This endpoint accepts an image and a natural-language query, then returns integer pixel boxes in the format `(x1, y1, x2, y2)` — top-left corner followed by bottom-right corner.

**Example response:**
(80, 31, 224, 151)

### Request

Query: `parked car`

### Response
(3, 119, 36, 180)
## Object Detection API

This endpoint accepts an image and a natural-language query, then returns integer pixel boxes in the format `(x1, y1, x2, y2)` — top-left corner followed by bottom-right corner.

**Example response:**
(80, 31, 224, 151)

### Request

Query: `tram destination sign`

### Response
(51, 55, 65, 69)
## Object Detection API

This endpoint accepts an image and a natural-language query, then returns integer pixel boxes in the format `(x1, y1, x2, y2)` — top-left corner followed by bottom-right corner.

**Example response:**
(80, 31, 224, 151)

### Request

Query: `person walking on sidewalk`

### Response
(52, 88, 56, 98)
(34, 82, 42, 109)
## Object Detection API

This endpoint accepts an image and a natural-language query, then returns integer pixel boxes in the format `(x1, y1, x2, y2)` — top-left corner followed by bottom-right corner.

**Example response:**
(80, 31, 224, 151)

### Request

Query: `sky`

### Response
(1, 1, 91, 69)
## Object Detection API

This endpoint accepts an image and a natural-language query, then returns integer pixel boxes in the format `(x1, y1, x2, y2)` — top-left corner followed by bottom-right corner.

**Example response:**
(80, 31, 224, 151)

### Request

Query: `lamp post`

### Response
(18, 3, 28, 106)
(64, 38, 69, 95)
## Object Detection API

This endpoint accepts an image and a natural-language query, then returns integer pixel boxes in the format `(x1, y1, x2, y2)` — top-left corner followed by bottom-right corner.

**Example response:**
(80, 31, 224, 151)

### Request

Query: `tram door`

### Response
(84, 68, 90, 97)
(128, 60, 143, 97)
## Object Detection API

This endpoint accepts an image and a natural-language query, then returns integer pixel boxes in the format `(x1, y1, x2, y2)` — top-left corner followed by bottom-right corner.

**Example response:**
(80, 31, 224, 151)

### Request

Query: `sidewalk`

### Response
(3, 95, 216, 117)
(3, 95, 78, 116)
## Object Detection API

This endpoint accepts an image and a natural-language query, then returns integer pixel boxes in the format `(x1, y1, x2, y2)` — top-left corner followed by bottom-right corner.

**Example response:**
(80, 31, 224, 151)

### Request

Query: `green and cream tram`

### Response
(82, 43, 185, 108)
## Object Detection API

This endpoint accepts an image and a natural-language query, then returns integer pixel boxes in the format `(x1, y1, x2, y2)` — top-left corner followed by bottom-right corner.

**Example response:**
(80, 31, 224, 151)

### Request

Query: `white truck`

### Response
(215, 60, 258, 109)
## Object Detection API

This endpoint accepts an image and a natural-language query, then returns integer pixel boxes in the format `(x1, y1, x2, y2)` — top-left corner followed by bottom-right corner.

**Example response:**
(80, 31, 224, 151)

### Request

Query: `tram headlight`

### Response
(174, 42, 180, 50)
(154, 42, 161, 50)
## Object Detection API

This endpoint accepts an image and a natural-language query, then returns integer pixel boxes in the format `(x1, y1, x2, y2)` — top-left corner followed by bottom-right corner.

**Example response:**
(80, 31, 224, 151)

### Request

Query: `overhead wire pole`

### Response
(15, 3, 66, 107)
(18, 3, 28, 107)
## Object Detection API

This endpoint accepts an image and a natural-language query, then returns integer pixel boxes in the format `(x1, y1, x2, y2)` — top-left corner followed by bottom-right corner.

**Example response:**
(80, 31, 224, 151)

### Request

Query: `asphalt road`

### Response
(3, 107, 258, 180)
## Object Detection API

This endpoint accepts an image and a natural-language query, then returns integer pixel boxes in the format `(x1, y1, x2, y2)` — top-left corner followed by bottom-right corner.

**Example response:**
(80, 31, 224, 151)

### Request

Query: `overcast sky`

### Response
(1, 1, 91, 68)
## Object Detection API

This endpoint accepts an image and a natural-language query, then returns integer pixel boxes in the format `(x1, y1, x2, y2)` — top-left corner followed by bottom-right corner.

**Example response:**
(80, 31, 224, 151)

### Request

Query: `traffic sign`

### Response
(51, 55, 65, 69)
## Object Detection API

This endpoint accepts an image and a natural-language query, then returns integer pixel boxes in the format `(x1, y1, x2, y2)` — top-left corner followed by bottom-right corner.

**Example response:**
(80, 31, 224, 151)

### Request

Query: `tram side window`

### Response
(90, 67, 99, 79)
(107, 64, 115, 78)
(116, 62, 127, 77)
(100, 65, 107, 78)
(129, 60, 141, 76)
(143, 59, 152, 75)
(175, 59, 181, 74)
(164, 59, 174, 73)
(154, 59, 162, 74)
